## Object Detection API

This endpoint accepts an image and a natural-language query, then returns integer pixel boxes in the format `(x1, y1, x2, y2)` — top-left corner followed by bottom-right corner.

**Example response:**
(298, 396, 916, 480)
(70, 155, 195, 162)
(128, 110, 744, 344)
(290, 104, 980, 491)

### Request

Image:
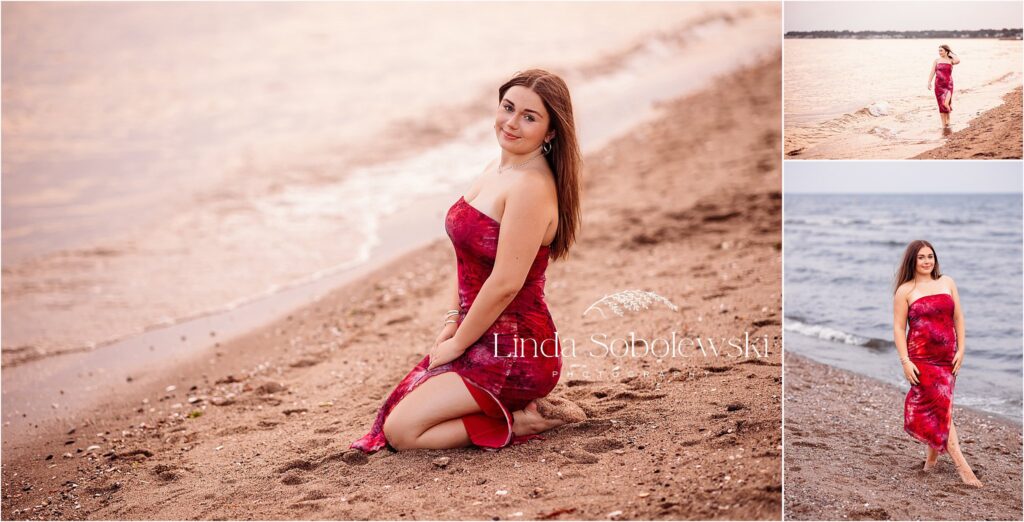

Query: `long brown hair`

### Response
(939, 44, 953, 59)
(893, 240, 942, 294)
(498, 69, 582, 261)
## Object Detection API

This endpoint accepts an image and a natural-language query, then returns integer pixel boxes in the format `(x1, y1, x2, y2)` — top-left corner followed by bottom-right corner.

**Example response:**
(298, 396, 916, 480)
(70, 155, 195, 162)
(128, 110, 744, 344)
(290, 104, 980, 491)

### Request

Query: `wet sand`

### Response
(784, 353, 1023, 521)
(914, 86, 1024, 159)
(1, 56, 782, 521)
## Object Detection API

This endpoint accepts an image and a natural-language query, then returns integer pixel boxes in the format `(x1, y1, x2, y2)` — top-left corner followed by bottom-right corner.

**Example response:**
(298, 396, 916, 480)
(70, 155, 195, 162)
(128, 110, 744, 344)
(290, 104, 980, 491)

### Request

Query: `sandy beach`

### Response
(1, 53, 782, 521)
(784, 353, 1023, 521)
(914, 86, 1024, 159)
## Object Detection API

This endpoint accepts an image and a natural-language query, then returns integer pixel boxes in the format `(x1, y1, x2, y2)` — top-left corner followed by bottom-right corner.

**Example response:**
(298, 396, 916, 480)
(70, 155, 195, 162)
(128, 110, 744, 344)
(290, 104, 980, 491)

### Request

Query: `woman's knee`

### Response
(382, 414, 419, 450)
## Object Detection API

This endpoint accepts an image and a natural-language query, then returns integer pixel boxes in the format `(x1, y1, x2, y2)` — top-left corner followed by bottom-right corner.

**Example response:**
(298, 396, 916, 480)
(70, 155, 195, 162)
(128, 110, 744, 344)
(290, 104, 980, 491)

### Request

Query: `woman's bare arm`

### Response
(948, 276, 965, 352)
(893, 285, 911, 362)
(950, 53, 961, 65)
(451, 171, 553, 351)
(927, 60, 936, 88)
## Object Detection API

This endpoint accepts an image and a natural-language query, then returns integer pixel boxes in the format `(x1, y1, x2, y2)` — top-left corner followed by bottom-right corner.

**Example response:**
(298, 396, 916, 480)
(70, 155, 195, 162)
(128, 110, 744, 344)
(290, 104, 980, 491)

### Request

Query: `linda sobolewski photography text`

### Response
(783, 161, 1023, 521)
(1, 2, 782, 520)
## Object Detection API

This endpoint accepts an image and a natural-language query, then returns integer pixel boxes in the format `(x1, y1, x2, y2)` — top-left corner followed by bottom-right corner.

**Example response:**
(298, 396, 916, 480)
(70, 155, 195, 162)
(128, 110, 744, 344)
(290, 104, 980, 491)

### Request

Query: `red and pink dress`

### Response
(934, 62, 954, 113)
(903, 293, 958, 452)
(350, 196, 563, 453)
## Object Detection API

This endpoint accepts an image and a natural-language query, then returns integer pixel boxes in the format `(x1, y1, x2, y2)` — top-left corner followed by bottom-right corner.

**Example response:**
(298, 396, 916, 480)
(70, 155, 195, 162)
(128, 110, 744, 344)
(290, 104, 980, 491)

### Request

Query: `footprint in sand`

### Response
(216, 425, 252, 437)
(151, 464, 181, 483)
(289, 357, 323, 368)
(609, 390, 667, 401)
(599, 402, 628, 414)
(562, 419, 614, 437)
(582, 437, 625, 453)
(276, 458, 317, 474)
(791, 441, 829, 450)
(281, 470, 307, 485)
(846, 507, 891, 520)
(561, 448, 600, 464)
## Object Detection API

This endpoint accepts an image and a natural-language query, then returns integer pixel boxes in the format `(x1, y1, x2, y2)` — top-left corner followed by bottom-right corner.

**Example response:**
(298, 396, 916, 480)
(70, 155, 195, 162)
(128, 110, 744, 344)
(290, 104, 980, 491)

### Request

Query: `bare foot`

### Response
(512, 397, 586, 437)
(956, 465, 983, 488)
(512, 401, 561, 436)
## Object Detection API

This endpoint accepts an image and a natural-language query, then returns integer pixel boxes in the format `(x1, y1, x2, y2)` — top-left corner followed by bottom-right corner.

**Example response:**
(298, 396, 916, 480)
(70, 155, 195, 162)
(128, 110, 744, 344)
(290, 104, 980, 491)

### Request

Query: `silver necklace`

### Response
(497, 151, 543, 173)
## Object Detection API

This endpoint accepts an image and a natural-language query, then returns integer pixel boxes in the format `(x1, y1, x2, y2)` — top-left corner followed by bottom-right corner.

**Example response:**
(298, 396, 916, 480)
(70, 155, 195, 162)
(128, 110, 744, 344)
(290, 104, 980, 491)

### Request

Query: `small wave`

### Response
(862, 239, 908, 248)
(867, 101, 891, 116)
(814, 102, 894, 130)
(868, 126, 898, 139)
(935, 218, 984, 226)
(785, 318, 893, 350)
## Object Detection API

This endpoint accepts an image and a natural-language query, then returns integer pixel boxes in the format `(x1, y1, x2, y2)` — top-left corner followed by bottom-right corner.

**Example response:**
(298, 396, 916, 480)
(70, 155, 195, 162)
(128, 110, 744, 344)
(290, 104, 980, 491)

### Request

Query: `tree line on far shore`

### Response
(785, 29, 1023, 39)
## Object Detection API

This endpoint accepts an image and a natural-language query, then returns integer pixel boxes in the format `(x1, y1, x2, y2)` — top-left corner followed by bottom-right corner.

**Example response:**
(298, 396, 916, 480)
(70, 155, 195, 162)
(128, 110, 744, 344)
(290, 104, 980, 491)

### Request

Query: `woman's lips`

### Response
(501, 130, 520, 140)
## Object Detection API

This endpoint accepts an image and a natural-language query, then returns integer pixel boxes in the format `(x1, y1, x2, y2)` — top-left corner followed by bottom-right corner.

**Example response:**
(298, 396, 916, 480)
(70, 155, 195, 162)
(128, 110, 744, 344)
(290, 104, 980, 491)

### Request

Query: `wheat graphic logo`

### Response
(582, 289, 680, 319)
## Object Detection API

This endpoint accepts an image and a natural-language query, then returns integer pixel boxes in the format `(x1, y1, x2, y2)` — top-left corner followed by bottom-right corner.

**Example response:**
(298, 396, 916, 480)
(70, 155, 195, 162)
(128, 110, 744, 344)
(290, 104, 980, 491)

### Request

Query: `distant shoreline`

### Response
(785, 29, 1022, 39)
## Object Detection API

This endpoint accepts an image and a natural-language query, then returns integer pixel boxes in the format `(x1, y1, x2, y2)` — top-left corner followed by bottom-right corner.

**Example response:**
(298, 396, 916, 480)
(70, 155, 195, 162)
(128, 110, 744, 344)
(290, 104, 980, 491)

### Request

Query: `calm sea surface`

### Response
(785, 193, 1023, 421)
(785, 38, 1022, 158)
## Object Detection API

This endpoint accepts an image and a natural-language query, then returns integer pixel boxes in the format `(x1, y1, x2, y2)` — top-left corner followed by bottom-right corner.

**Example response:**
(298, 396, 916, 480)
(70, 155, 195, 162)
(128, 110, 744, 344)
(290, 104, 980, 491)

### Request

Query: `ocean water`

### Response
(784, 193, 1023, 421)
(785, 38, 1023, 158)
(1, 2, 781, 363)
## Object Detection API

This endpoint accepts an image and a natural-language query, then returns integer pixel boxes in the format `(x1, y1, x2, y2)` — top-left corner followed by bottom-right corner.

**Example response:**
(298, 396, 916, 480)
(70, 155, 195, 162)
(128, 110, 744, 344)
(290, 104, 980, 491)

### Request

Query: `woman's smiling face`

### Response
(495, 85, 553, 153)
(915, 246, 936, 275)
(937, 47, 948, 58)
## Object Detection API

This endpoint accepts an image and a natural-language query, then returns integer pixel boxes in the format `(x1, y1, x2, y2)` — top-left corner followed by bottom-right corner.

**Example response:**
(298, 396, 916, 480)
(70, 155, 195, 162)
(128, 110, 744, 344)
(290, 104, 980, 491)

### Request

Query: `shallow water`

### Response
(1, 2, 781, 365)
(784, 193, 1023, 421)
(784, 38, 1023, 158)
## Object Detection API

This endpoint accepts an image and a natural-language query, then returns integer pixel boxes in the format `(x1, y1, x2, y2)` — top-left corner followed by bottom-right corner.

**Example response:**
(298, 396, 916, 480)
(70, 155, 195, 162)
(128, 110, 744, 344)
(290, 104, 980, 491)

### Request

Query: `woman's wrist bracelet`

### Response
(444, 318, 458, 325)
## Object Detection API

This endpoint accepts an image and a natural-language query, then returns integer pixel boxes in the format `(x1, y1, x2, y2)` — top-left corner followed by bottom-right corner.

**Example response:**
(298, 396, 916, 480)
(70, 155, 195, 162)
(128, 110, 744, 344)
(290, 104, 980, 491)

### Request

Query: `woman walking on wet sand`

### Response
(350, 68, 587, 453)
(927, 44, 960, 129)
(892, 240, 982, 487)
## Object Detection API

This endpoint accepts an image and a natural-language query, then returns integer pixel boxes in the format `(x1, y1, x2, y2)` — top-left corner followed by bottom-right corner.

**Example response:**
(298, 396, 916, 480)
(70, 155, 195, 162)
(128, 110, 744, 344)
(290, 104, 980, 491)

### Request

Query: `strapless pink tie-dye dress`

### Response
(934, 62, 954, 113)
(350, 196, 563, 453)
(904, 293, 958, 452)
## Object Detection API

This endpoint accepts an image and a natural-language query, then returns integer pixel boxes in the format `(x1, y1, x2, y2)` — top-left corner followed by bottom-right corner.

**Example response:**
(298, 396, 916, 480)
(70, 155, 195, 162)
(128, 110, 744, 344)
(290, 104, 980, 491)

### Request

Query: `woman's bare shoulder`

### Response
(518, 166, 558, 205)
(895, 281, 914, 299)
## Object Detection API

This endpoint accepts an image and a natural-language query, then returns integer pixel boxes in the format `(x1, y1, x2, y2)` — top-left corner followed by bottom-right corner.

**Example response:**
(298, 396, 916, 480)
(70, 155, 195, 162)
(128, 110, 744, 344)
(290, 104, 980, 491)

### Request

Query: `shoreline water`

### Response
(1, 3, 783, 437)
(783, 37, 1022, 159)
(914, 86, 1024, 159)
(1, 51, 783, 521)
(783, 329, 1023, 423)
(783, 191, 1024, 423)
(2, 2, 782, 369)
(784, 353, 1023, 521)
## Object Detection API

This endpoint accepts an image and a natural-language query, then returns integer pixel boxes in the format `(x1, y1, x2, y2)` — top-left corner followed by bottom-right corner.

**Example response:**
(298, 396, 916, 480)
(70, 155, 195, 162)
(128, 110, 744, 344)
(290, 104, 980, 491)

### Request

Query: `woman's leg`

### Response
(923, 446, 940, 471)
(946, 421, 983, 487)
(382, 372, 481, 450)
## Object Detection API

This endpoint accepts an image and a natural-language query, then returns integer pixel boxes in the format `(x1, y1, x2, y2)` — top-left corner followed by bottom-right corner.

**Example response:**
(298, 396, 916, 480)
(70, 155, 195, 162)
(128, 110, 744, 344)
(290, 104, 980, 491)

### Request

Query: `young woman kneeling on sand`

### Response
(351, 68, 588, 453)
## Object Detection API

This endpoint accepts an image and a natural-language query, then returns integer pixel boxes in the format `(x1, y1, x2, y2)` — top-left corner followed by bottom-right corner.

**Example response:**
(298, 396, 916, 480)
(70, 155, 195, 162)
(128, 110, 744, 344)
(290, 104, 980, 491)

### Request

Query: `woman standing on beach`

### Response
(892, 240, 982, 487)
(350, 69, 586, 453)
(927, 44, 960, 129)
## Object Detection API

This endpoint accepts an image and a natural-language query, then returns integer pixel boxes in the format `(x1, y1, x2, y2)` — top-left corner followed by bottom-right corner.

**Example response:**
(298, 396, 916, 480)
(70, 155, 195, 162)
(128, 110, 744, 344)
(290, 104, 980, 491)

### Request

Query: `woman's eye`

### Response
(525, 115, 535, 122)
(503, 104, 512, 111)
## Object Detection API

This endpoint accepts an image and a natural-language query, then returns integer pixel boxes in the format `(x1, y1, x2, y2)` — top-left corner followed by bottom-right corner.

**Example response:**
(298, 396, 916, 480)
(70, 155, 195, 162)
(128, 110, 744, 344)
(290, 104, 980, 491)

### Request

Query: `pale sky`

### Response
(784, 161, 1024, 193)
(785, 1, 1023, 32)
